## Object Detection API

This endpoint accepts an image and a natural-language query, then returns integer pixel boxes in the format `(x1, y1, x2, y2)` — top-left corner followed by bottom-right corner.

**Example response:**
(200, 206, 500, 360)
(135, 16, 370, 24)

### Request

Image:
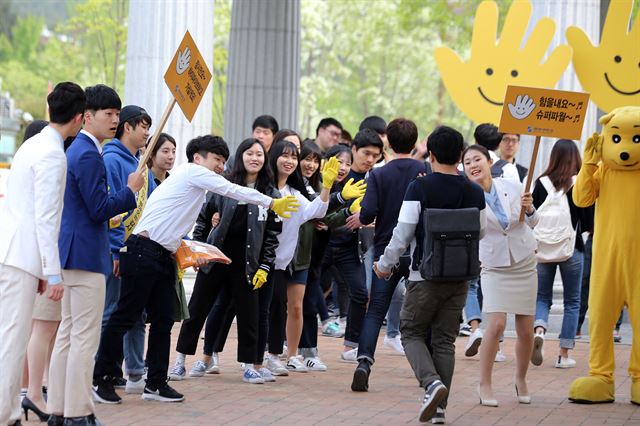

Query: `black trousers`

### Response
(266, 270, 288, 355)
(176, 263, 259, 363)
(94, 235, 175, 387)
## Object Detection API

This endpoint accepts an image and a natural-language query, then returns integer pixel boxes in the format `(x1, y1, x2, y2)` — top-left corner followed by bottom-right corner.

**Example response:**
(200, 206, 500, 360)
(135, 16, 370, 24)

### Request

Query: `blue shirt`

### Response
(485, 183, 509, 230)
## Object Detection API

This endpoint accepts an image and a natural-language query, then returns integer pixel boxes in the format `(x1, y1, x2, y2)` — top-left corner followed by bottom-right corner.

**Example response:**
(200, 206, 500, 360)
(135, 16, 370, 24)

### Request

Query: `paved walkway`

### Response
(26, 322, 637, 426)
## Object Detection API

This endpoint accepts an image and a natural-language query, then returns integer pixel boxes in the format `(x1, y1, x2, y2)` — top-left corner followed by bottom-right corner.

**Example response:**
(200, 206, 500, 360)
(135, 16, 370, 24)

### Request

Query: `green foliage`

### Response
(11, 15, 43, 64)
(212, 0, 231, 135)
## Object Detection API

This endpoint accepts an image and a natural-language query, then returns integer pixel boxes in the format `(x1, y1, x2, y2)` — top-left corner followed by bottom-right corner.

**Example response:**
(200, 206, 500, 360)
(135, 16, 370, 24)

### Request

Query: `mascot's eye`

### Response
(614, 55, 622, 63)
(633, 135, 640, 144)
(612, 134, 621, 143)
(511, 70, 518, 77)
(486, 68, 493, 76)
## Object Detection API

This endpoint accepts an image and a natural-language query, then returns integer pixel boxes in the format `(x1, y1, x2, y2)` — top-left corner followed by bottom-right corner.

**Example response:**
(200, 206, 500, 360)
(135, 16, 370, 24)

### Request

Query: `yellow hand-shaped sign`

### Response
(567, 0, 640, 113)
(435, 0, 572, 124)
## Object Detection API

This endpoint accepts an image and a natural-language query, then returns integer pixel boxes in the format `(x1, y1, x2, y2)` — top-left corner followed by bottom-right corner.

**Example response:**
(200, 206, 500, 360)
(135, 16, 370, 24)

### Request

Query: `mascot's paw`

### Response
(632, 380, 639, 406)
(568, 376, 615, 404)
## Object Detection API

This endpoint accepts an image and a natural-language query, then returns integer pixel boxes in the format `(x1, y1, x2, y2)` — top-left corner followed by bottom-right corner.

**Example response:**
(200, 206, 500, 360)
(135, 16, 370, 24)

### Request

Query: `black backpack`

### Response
(419, 183, 481, 282)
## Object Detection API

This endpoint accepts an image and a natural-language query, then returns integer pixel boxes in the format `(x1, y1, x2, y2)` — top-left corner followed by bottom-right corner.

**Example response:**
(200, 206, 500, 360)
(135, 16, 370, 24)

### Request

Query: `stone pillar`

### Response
(124, 0, 214, 166)
(223, 0, 300, 152)
(518, 0, 600, 178)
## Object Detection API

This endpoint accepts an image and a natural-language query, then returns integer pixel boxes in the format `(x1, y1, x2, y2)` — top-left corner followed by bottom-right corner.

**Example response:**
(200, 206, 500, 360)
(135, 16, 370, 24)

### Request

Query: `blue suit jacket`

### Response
(58, 132, 136, 275)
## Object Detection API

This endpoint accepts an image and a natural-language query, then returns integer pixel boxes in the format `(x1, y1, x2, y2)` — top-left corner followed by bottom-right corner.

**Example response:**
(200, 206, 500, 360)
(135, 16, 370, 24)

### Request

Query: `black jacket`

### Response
(193, 186, 282, 284)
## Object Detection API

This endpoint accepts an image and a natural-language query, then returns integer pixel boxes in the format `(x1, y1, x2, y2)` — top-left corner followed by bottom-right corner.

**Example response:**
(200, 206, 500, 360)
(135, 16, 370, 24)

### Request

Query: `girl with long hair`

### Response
(531, 139, 594, 368)
(172, 138, 283, 384)
(147, 133, 177, 185)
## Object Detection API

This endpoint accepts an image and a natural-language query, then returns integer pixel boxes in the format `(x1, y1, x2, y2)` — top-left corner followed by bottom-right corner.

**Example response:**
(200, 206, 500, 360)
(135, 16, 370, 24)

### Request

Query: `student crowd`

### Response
(0, 81, 604, 426)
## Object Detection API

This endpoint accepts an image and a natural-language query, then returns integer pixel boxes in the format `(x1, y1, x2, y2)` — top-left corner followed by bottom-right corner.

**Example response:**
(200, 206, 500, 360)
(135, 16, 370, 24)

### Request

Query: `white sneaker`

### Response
(340, 348, 358, 363)
(189, 360, 212, 377)
(206, 353, 220, 374)
(494, 349, 506, 363)
(531, 331, 545, 366)
(279, 345, 289, 361)
(383, 335, 405, 356)
(286, 355, 309, 373)
(264, 354, 289, 376)
(464, 329, 483, 357)
(304, 356, 328, 371)
(555, 356, 577, 369)
(258, 367, 276, 382)
(243, 367, 265, 384)
(125, 376, 145, 394)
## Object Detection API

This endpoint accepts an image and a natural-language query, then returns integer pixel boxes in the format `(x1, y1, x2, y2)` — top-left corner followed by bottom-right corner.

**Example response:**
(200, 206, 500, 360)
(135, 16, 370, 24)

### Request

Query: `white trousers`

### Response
(47, 270, 105, 418)
(0, 264, 38, 425)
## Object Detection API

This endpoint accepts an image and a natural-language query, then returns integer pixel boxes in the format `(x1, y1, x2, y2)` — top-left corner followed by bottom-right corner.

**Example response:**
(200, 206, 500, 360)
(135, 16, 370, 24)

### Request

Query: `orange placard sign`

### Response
(163, 30, 212, 122)
(499, 86, 590, 140)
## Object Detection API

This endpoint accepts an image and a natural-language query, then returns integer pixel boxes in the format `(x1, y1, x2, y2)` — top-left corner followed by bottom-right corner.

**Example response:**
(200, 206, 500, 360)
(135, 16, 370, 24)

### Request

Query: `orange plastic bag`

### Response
(175, 240, 232, 270)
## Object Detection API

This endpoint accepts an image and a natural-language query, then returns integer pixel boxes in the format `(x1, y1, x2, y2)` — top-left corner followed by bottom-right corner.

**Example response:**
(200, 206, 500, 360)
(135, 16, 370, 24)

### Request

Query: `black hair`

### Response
(325, 143, 352, 162)
(22, 120, 49, 143)
(341, 129, 352, 144)
(186, 134, 230, 163)
(84, 84, 121, 112)
(427, 126, 464, 165)
(269, 140, 310, 200)
(228, 138, 274, 194)
(359, 115, 387, 135)
(473, 123, 501, 151)
(462, 144, 492, 162)
(147, 133, 176, 168)
(386, 118, 417, 154)
(252, 115, 279, 134)
(273, 129, 302, 147)
(299, 140, 323, 192)
(352, 128, 384, 151)
(47, 82, 86, 124)
(315, 117, 343, 135)
(115, 112, 152, 140)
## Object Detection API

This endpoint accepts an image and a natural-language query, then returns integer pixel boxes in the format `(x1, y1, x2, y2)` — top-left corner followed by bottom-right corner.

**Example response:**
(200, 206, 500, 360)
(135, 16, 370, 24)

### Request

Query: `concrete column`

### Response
(223, 0, 300, 152)
(518, 0, 600, 179)
(124, 0, 214, 166)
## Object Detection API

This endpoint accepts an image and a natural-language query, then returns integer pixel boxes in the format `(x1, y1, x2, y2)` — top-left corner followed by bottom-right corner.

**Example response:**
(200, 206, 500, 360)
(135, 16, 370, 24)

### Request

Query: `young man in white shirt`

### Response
(93, 135, 299, 404)
(0, 82, 85, 426)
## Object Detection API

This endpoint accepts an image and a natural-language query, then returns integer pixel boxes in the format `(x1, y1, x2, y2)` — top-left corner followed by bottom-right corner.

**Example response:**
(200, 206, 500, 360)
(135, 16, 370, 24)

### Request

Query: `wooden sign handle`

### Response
(519, 135, 541, 222)
(138, 98, 177, 172)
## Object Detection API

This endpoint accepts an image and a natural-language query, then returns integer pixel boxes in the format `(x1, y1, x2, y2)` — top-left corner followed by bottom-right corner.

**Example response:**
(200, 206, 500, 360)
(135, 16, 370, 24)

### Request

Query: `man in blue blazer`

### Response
(47, 85, 144, 426)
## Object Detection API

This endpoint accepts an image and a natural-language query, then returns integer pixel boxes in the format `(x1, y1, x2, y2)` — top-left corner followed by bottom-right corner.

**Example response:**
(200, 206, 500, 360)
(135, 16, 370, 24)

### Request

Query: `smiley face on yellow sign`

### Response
(566, 0, 640, 113)
(435, 0, 572, 124)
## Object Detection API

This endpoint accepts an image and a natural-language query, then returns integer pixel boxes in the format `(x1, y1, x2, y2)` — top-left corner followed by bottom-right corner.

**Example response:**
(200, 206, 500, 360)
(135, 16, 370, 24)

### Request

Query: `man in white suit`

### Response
(0, 82, 86, 426)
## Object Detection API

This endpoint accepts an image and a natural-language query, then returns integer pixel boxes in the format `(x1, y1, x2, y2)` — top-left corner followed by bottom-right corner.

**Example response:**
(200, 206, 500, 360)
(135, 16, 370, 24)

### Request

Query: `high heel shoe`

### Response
(22, 396, 50, 422)
(477, 385, 499, 407)
(515, 384, 531, 404)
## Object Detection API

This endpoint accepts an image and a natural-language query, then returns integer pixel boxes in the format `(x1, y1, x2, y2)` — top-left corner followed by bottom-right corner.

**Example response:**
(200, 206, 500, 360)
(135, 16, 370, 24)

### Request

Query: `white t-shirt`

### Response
(134, 163, 273, 252)
(274, 184, 328, 270)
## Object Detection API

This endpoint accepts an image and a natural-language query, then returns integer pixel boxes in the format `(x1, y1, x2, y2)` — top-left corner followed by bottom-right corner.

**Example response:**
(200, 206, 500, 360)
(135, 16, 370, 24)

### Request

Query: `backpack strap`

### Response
(491, 159, 508, 178)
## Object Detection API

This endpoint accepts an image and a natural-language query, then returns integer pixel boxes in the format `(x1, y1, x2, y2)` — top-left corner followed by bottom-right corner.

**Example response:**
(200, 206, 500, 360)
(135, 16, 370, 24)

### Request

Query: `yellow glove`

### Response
(321, 156, 340, 189)
(252, 268, 269, 290)
(349, 195, 364, 214)
(583, 132, 603, 166)
(271, 195, 301, 219)
(341, 178, 367, 200)
(109, 213, 125, 229)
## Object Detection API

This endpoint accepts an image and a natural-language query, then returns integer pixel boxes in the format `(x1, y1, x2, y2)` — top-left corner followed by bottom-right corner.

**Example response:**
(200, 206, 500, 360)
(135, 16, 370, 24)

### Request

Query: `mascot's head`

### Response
(600, 106, 640, 171)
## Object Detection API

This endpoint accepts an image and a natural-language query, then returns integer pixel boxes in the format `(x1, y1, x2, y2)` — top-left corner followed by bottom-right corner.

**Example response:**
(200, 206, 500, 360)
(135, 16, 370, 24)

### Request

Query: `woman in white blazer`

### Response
(462, 145, 538, 407)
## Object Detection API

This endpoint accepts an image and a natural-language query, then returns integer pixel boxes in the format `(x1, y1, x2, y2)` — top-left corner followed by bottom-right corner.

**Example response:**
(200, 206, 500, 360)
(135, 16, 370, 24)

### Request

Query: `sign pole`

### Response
(519, 135, 541, 222)
(138, 98, 177, 173)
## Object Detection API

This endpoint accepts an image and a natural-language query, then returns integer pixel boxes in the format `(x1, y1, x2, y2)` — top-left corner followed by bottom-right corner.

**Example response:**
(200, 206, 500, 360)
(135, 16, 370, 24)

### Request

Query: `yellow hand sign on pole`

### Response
(435, 0, 572, 124)
(567, 0, 640, 113)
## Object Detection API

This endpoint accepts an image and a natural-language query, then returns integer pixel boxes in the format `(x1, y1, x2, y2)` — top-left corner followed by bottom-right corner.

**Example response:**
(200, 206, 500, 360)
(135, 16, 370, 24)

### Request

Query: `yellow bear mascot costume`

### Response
(569, 106, 640, 405)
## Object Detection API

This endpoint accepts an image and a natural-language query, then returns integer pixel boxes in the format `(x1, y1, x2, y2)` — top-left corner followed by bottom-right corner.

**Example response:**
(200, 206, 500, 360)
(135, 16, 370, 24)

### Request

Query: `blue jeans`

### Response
(364, 247, 403, 337)
(534, 249, 584, 349)
(357, 256, 410, 363)
(103, 271, 146, 376)
(464, 277, 482, 324)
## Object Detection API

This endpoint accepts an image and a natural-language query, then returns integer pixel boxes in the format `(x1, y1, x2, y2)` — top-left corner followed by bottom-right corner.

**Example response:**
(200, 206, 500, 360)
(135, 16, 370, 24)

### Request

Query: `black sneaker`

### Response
(142, 381, 185, 402)
(351, 360, 371, 392)
(112, 376, 127, 389)
(418, 380, 448, 423)
(92, 377, 122, 404)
